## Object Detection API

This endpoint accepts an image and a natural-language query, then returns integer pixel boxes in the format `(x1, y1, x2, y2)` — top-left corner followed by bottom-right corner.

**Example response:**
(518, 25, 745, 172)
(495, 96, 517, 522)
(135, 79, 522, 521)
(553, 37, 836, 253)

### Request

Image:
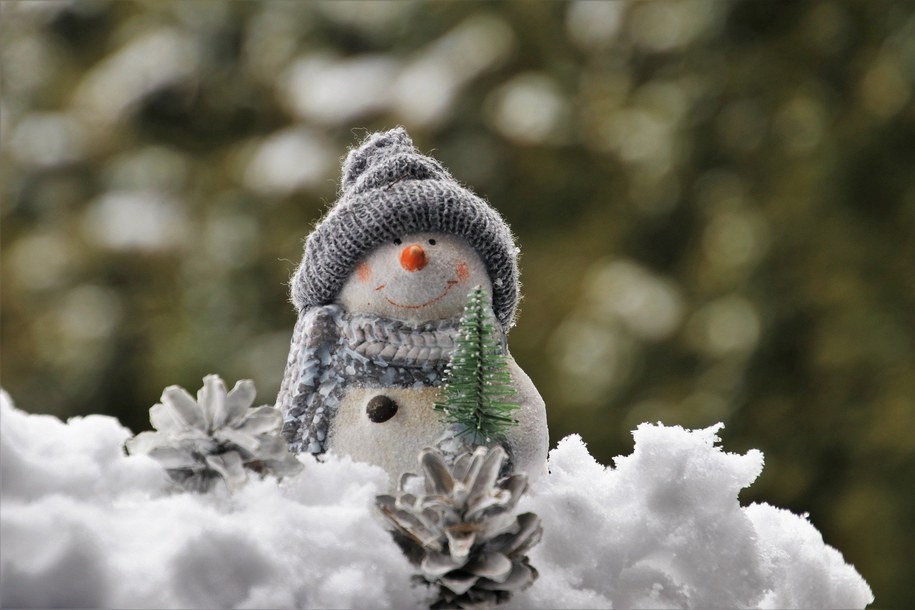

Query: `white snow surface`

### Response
(0, 390, 873, 609)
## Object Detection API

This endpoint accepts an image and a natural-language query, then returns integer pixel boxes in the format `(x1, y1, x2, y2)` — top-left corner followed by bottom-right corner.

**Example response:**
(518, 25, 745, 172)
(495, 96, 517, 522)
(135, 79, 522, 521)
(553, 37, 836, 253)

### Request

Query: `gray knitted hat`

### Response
(290, 128, 520, 330)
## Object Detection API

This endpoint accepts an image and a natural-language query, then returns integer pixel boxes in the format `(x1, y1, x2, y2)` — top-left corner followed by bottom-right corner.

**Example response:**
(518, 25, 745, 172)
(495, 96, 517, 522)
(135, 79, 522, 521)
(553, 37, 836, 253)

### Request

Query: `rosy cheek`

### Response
(456, 261, 470, 282)
(356, 262, 372, 283)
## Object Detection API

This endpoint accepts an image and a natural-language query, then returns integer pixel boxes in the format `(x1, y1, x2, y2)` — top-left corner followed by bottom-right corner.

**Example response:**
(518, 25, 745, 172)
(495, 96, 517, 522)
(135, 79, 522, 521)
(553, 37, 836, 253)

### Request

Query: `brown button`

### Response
(366, 395, 398, 423)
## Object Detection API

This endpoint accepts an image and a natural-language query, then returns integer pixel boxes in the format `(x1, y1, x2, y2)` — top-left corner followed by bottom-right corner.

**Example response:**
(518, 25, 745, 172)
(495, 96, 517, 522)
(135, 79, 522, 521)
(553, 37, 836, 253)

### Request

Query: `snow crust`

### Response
(0, 390, 872, 609)
(511, 428, 873, 609)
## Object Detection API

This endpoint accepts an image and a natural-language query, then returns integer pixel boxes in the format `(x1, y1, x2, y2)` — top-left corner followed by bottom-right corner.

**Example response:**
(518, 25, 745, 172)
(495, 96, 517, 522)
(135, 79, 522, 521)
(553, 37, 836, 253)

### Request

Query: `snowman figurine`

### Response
(276, 128, 548, 482)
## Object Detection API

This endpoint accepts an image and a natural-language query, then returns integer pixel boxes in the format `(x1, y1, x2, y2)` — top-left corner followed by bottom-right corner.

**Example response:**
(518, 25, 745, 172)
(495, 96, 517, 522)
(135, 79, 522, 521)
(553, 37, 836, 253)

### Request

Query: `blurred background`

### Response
(1, 0, 913, 606)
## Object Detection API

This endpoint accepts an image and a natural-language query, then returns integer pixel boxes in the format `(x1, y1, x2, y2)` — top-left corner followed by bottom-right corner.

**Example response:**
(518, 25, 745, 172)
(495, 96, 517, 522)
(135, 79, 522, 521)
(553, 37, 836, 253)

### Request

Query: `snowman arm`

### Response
(504, 356, 550, 481)
(277, 304, 343, 455)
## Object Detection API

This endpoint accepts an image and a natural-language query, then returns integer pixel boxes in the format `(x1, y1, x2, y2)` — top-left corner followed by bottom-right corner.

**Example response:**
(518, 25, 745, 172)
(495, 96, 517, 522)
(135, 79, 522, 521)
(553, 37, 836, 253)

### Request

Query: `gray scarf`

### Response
(340, 312, 459, 370)
(284, 305, 504, 455)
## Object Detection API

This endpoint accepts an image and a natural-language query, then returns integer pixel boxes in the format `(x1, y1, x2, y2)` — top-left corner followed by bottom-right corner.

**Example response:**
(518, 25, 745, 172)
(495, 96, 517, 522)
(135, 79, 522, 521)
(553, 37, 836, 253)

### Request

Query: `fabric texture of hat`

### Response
(290, 127, 521, 330)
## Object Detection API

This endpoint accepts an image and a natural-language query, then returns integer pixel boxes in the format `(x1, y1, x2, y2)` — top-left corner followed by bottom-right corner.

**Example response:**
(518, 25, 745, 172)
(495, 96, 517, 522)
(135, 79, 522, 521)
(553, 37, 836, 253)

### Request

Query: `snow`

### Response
(512, 428, 872, 609)
(0, 390, 872, 609)
(9, 112, 88, 169)
(243, 127, 335, 196)
(73, 27, 200, 124)
(281, 53, 399, 125)
(82, 190, 189, 251)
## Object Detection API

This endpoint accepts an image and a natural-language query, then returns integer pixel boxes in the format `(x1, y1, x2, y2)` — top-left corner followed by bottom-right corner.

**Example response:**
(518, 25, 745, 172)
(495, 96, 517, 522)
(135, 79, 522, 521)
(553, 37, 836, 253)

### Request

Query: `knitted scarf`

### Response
(283, 305, 509, 455)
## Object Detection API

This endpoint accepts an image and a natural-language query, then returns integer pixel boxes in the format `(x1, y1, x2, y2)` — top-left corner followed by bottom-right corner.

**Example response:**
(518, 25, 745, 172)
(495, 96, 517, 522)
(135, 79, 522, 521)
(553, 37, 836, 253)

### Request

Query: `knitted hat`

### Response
(290, 128, 520, 330)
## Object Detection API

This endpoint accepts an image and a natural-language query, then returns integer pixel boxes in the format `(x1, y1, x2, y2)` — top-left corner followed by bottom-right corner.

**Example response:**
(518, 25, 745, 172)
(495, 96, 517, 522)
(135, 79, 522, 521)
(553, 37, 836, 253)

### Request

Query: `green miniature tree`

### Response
(434, 286, 520, 445)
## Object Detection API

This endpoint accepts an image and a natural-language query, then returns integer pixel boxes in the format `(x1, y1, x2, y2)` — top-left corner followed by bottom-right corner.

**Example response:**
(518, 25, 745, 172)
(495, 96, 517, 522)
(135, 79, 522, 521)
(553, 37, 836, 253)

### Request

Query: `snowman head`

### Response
(338, 232, 490, 322)
(291, 128, 520, 332)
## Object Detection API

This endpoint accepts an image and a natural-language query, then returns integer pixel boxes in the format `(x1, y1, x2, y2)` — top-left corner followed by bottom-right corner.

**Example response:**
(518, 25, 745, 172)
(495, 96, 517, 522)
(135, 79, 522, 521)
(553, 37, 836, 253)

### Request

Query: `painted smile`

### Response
(375, 279, 460, 309)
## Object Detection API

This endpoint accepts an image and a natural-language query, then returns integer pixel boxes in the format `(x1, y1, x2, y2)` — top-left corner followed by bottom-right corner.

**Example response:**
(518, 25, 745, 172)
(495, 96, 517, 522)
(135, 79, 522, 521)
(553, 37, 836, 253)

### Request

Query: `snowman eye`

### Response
(393, 238, 402, 245)
(428, 239, 436, 245)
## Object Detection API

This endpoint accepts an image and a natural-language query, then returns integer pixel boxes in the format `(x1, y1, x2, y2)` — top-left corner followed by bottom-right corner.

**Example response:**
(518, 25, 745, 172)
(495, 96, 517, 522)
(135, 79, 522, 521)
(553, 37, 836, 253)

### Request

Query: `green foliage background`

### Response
(1, 1, 912, 605)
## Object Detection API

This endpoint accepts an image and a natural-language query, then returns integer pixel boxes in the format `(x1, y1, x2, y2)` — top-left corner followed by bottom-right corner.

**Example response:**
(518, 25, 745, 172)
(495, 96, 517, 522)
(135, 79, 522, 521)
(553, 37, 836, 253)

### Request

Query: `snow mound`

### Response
(0, 390, 872, 609)
(0, 391, 418, 609)
(512, 428, 872, 609)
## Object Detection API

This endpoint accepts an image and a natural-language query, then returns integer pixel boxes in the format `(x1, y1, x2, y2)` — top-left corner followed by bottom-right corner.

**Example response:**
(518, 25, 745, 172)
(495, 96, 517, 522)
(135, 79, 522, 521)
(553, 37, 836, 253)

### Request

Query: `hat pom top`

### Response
(340, 127, 449, 195)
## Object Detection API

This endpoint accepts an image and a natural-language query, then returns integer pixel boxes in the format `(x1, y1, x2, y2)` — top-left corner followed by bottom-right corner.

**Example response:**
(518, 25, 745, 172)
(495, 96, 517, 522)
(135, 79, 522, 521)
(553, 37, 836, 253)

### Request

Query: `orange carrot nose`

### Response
(400, 244, 427, 271)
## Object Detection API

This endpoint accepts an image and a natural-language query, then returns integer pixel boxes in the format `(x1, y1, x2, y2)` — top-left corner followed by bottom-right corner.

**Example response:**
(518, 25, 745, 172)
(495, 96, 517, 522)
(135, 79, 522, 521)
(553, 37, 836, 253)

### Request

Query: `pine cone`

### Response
(376, 446, 542, 609)
(126, 375, 303, 492)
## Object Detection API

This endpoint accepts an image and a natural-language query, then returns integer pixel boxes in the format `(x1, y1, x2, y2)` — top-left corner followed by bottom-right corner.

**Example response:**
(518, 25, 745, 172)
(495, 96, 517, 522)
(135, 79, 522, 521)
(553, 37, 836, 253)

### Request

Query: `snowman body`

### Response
(279, 232, 548, 483)
(330, 361, 547, 484)
(277, 127, 548, 485)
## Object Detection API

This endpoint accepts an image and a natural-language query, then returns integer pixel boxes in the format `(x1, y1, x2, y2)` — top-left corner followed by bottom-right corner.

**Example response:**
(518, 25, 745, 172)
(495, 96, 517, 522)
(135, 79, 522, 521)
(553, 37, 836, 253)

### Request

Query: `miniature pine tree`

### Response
(434, 286, 519, 445)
